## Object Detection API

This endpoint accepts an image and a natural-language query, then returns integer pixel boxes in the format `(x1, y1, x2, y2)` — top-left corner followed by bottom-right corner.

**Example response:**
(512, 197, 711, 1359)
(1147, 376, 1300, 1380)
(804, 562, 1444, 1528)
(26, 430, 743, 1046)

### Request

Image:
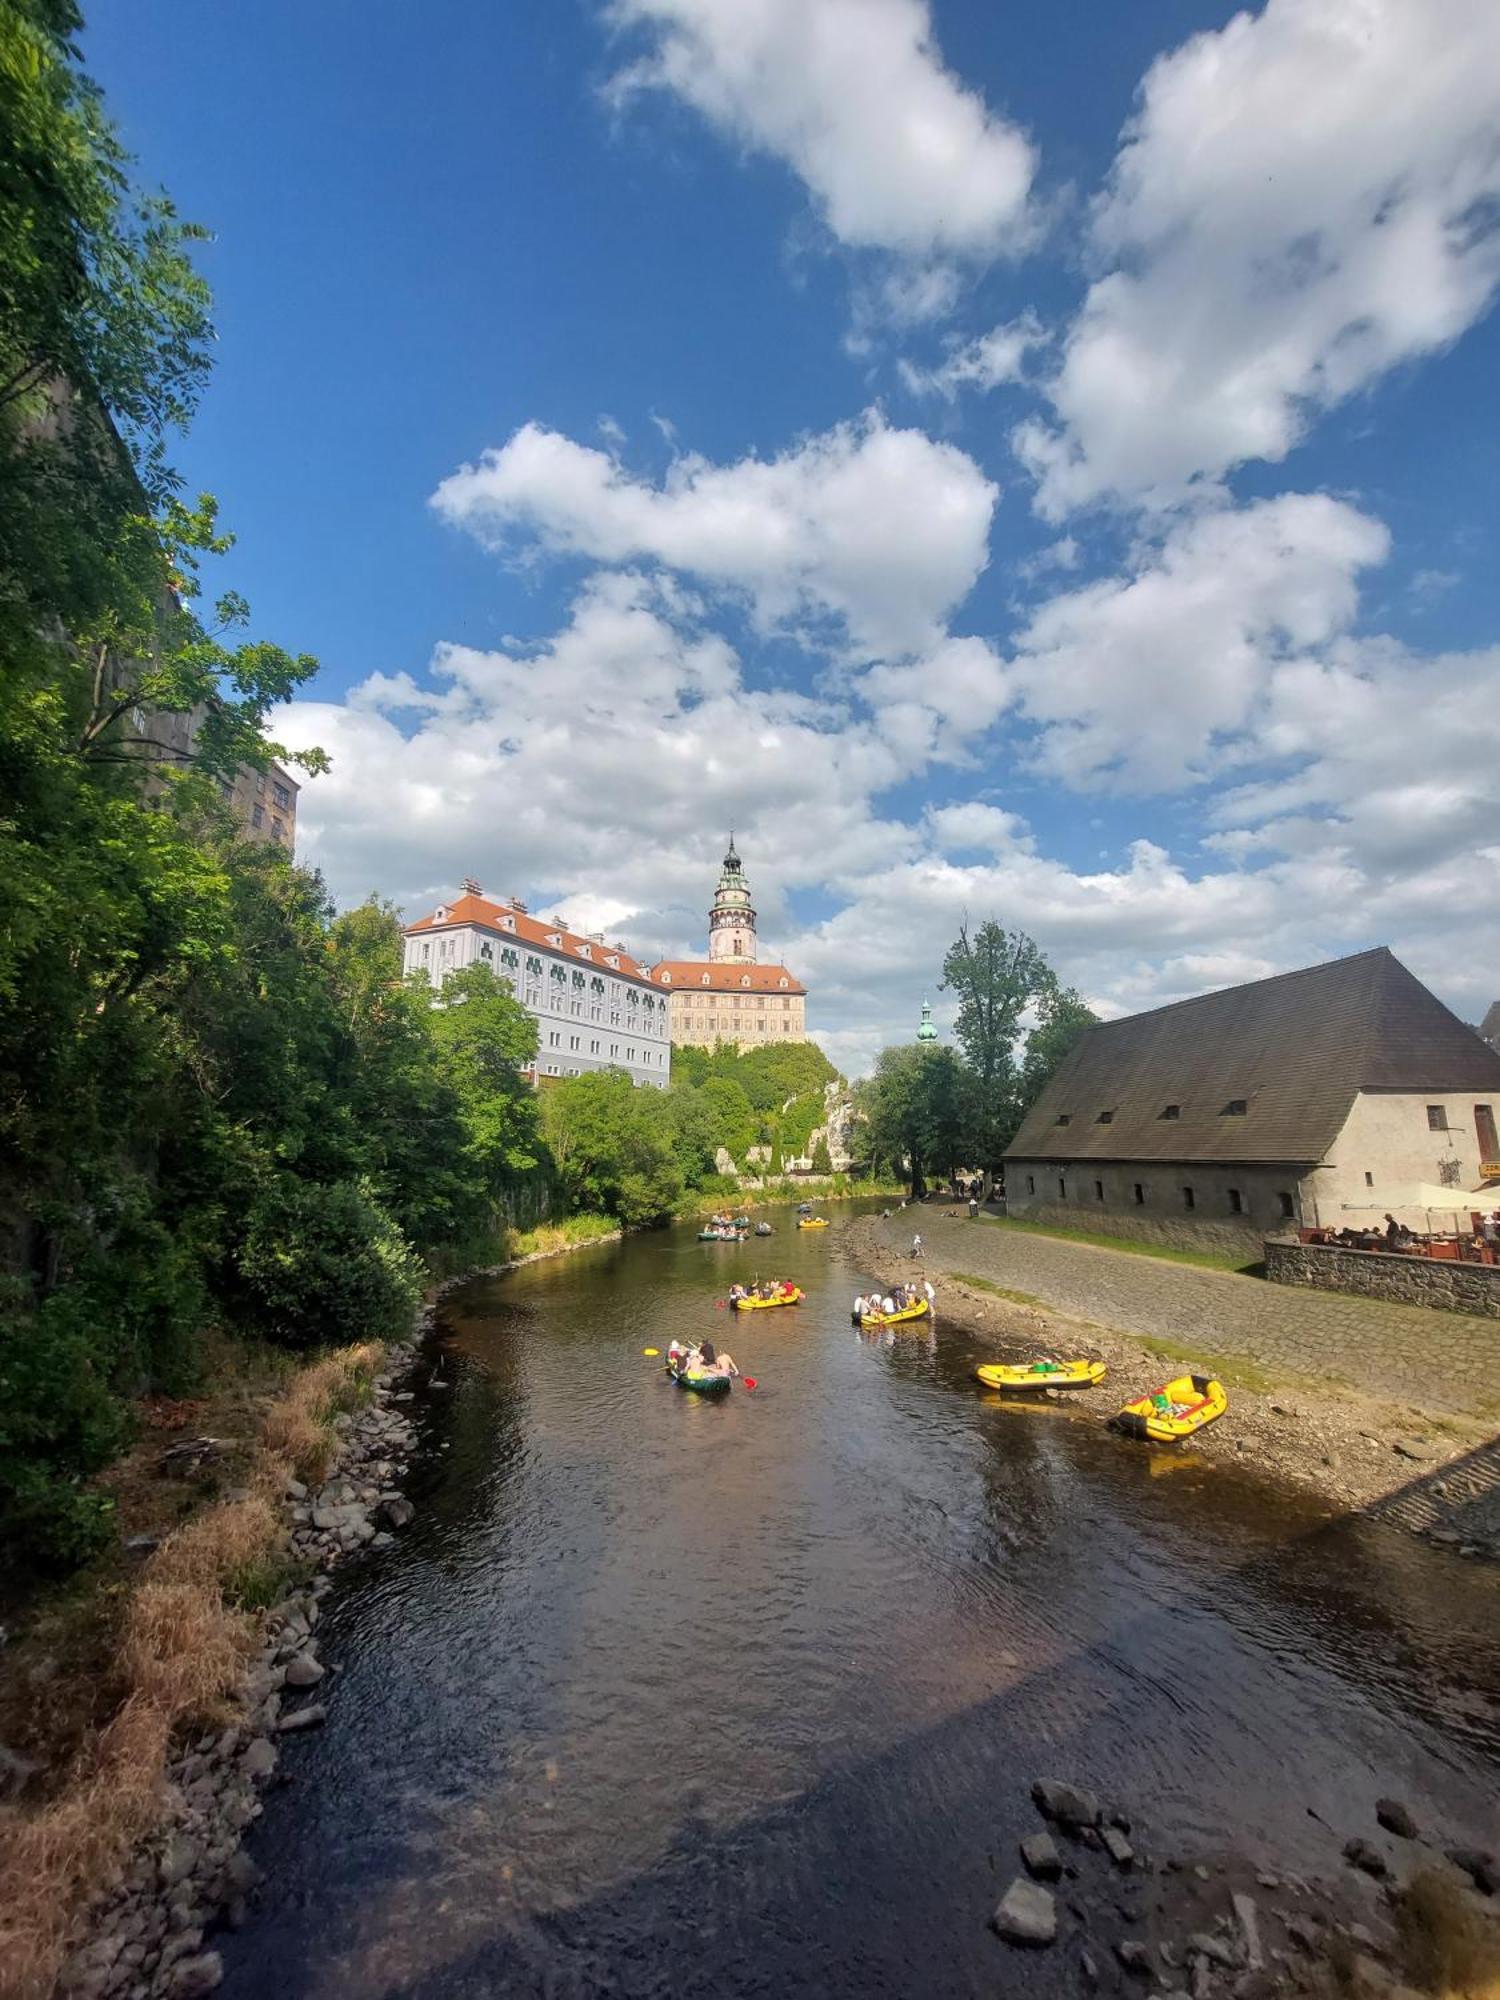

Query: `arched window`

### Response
(480, 941, 493, 960)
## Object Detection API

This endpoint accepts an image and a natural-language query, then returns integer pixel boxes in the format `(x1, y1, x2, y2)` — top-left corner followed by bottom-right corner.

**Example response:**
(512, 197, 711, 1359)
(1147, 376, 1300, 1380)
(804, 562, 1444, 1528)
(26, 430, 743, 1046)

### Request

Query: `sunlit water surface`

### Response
(220, 1208, 1500, 1998)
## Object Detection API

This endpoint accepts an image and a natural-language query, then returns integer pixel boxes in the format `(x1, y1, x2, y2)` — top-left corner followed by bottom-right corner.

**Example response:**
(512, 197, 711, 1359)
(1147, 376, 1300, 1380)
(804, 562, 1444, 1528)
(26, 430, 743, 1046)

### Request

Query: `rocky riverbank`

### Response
(850, 1215, 1500, 1562)
(53, 1328, 430, 2000)
(988, 1773, 1497, 1996)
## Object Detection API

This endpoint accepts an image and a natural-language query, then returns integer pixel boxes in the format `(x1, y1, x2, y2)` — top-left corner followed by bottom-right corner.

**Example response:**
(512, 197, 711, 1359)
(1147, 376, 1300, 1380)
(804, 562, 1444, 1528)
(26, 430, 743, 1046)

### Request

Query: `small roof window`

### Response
(1160, 1103, 1181, 1120)
(1221, 1098, 1247, 1116)
(1096, 1110, 1114, 1124)
(1055, 1113, 1072, 1126)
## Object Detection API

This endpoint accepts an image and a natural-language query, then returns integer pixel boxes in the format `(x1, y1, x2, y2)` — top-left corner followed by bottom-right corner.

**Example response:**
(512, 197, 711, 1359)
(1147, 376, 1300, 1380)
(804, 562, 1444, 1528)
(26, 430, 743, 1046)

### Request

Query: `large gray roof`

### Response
(1006, 948, 1500, 1167)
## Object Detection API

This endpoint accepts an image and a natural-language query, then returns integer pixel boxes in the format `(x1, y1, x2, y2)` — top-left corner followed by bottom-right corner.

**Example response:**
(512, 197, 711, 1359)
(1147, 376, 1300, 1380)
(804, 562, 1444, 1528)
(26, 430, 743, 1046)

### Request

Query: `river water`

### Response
(221, 1207, 1500, 1998)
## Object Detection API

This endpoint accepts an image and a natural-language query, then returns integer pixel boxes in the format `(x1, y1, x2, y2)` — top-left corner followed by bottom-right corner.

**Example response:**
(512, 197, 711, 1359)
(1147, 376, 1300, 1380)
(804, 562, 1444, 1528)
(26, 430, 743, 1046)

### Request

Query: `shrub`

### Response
(233, 1177, 421, 1352)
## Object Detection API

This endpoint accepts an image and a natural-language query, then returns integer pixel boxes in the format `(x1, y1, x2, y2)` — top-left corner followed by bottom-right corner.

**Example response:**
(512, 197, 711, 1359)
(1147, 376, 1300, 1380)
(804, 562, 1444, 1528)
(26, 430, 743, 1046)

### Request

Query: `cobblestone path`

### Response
(875, 1211, 1497, 1416)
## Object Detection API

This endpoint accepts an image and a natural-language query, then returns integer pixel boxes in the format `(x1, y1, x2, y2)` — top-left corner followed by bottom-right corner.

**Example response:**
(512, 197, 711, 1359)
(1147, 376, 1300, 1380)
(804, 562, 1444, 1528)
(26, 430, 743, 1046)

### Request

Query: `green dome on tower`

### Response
(916, 997, 938, 1043)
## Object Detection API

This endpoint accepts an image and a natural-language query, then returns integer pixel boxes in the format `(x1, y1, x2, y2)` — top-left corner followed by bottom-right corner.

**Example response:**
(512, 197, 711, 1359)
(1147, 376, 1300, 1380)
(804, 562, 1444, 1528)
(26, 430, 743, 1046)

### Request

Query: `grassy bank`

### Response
(679, 1176, 903, 1220)
(0, 1341, 386, 2000)
(980, 1212, 1263, 1275)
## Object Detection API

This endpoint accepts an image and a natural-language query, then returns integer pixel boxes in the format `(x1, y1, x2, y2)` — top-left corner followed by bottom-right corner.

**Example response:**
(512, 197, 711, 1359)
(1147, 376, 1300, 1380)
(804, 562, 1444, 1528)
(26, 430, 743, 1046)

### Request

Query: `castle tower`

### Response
(917, 997, 938, 1043)
(708, 835, 758, 964)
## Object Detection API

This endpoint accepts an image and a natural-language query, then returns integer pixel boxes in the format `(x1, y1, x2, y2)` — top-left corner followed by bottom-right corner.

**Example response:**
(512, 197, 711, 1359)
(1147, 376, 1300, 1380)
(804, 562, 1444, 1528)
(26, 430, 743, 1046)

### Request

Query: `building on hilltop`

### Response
(649, 838, 808, 1050)
(402, 886, 671, 1089)
(1003, 948, 1500, 1240)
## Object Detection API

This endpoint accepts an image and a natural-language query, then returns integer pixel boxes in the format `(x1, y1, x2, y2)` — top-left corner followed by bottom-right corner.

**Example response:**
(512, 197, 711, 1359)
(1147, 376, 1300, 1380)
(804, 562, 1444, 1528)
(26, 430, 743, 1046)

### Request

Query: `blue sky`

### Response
(87, 0, 1500, 1070)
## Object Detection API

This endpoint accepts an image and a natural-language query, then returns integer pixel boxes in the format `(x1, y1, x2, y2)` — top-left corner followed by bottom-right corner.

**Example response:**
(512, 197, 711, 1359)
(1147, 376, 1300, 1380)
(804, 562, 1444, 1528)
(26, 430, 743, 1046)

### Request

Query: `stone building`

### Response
(1004, 948, 1500, 1242)
(649, 839, 808, 1049)
(403, 886, 671, 1089)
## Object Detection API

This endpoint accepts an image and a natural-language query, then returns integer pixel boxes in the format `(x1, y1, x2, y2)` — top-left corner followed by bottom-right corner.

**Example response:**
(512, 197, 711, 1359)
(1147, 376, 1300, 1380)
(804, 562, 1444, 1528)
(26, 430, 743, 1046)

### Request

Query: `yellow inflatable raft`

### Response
(975, 1358, 1106, 1393)
(858, 1298, 931, 1328)
(1113, 1373, 1227, 1443)
(797, 1217, 829, 1230)
(730, 1287, 804, 1310)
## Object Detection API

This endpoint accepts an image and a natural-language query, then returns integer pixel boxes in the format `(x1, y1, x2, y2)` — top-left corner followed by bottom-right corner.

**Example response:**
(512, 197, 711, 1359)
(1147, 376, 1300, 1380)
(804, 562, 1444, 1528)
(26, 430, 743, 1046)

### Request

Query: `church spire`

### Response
(917, 996, 938, 1043)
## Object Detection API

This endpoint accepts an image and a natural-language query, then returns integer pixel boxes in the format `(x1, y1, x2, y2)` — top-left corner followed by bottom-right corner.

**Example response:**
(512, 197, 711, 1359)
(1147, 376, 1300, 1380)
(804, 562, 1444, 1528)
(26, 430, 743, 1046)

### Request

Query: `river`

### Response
(220, 1205, 1500, 1998)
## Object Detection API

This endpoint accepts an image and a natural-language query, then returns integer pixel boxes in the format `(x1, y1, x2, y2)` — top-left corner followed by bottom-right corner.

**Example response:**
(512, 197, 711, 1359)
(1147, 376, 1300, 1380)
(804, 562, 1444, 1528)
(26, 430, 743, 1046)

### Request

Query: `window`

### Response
(272, 781, 292, 811)
(1477, 1104, 1498, 1161)
(1364, 1171, 1374, 1187)
(569, 1036, 579, 1051)
(270, 817, 284, 840)
(1094, 1180, 1104, 1202)
(1221, 1099, 1247, 1117)
(1096, 1109, 1114, 1124)
(1182, 1186, 1195, 1210)
(1160, 1103, 1181, 1120)
(1277, 1191, 1295, 1218)
(1427, 1105, 1447, 1131)
(251, 804, 265, 828)
(591, 1040, 600, 1054)
(549, 1031, 559, 1047)
(1055, 1113, 1072, 1127)
(256, 774, 267, 796)
(1227, 1189, 1243, 1214)
(1027, 1175, 1035, 1195)
(1133, 1183, 1144, 1206)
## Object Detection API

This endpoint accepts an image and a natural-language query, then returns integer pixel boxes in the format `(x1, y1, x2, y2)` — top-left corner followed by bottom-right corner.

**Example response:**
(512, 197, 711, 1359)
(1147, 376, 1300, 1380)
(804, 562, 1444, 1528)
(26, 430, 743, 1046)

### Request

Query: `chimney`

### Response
(511, 897, 528, 913)
(459, 875, 482, 896)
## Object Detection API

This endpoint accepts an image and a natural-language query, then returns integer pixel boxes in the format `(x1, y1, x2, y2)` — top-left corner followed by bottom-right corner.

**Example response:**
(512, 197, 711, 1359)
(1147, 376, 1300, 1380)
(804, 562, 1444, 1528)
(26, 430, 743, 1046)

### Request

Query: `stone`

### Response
(1020, 1831, 1062, 1880)
(163, 1951, 223, 1998)
(1116, 1939, 1153, 1974)
(1032, 1778, 1102, 1829)
(157, 1834, 202, 1890)
(223, 1850, 260, 1896)
(1103, 1826, 1136, 1868)
(992, 1877, 1057, 1946)
(1447, 1847, 1498, 1896)
(241, 1738, 278, 1780)
(1391, 1438, 1433, 1461)
(277, 1704, 327, 1733)
(1231, 1893, 1263, 1971)
(1344, 1837, 1389, 1878)
(282, 1653, 325, 1688)
(1080, 1948, 1099, 1983)
(1187, 1933, 1238, 1969)
(378, 1495, 415, 1529)
(1286, 1917, 1320, 1953)
(1375, 1797, 1419, 1840)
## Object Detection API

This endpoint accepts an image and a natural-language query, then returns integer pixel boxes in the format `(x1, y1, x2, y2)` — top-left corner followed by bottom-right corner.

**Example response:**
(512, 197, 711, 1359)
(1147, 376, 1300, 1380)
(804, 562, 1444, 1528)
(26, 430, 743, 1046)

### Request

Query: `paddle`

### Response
(642, 1347, 660, 1357)
(742, 1376, 757, 1392)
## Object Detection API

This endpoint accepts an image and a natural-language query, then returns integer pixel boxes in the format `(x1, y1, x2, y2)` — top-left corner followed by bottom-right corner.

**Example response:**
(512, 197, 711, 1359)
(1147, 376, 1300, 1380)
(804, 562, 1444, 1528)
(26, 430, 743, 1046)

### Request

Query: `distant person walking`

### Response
(911, 1232, 923, 1259)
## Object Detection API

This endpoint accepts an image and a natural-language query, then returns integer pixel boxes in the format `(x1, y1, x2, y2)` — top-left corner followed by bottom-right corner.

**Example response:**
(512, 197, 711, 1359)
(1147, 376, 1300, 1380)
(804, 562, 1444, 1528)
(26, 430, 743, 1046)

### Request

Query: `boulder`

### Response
(157, 1833, 202, 1890)
(1103, 1826, 1135, 1868)
(277, 1704, 327, 1733)
(1231, 1891, 1263, 1971)
(1115, 1939, 1152, 1974)
(164, 1950, 223, 1998)
(378, 1495, 415, 1530)
(992, 1878, 1057, 1946)
(1031, 1779, 1101, 1829)
(1020, 1831, 1062, 1880)
(1344, 1837, 1389, 1878)
(282, 1654, 325, 1689)
(1448, 1847, 1498, 1896)
(1376, 1798, 1419, 1840)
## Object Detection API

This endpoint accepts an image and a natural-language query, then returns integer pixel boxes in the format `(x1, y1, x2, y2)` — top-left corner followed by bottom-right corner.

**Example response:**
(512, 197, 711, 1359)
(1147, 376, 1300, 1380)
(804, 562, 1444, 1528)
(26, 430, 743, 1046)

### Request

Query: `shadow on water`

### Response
(219, 1209, 1500, 2000)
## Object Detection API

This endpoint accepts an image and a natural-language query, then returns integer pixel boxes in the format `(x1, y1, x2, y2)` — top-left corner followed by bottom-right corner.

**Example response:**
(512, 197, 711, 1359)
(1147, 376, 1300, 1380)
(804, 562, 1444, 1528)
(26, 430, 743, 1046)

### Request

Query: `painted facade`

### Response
(403, 889, 671, 1089)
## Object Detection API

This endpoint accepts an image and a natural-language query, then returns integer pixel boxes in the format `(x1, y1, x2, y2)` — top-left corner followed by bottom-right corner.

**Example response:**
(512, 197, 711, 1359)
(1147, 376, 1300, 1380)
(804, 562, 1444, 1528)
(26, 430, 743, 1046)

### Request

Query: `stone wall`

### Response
(1009, 1200, 1264, 1261)
(1265, 1236, 1500, 1318)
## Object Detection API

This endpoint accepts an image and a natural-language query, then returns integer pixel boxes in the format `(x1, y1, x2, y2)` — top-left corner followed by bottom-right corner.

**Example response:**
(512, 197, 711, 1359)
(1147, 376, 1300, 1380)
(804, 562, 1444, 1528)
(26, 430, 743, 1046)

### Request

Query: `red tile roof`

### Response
(404, 893, 654, 985)
(650, 960, 807, 995)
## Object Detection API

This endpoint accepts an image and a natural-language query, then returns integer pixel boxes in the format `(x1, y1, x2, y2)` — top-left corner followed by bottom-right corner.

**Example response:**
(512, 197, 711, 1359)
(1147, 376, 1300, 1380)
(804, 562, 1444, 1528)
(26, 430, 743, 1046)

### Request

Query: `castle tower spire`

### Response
(708, 835, 758, 963)
(917, 996, 938, 1043)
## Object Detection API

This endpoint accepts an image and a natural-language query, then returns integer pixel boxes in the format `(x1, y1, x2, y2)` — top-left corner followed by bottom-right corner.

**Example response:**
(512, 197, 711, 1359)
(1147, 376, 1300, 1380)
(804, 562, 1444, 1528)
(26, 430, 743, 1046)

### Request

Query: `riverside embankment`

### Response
(166, 1204, 1500, 1998)
(853, 1208, 1500, 1556)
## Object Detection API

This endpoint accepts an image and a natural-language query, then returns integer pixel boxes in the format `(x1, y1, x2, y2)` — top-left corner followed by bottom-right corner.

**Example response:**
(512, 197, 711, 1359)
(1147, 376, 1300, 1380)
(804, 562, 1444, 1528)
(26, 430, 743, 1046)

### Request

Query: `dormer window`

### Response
(1096, 1110, 1113, 1124)
(1055, 1113, 1071, 1127)
(435, 906, 448, 922)
(1221, 1099, 1247, 1117)
(606, 955, 619, 969)
(579, 944, 591, 959)
(741, 975, 751, 987)
(545, 933, 562, 948)
(701, 973, 711, 986)
(660, 971, 671, 984)
(502, 915, 516, 931)
(1160, 1104, 1181, 1120)
(779, 977, 788, 989)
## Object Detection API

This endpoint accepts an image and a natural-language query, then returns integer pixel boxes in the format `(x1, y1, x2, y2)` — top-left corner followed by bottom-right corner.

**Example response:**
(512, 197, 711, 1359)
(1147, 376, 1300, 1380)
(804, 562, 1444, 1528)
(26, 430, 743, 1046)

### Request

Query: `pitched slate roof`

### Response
(404, 892, 654, 986)
(650, 960, 807, 995)
(1480, 1000, 1500, 1048)
(1006, 949, 1500, 1167)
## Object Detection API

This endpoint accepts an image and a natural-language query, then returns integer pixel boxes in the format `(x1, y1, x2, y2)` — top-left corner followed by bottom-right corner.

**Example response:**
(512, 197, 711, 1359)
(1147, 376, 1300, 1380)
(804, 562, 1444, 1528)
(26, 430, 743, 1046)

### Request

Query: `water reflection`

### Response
(221, 1207, 1500, 1999)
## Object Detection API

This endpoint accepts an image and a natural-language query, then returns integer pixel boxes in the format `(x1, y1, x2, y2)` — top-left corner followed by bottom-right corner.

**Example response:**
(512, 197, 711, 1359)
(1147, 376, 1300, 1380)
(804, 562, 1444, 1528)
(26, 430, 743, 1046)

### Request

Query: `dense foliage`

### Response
(859, 925, 1097, 1194)
(0, 5, 545, 1577)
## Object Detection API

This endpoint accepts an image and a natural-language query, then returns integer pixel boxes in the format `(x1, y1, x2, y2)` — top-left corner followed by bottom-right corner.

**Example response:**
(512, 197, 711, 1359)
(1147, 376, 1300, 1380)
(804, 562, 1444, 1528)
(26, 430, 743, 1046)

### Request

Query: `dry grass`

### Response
(1392, 1868, 1500, 1998)
(0, 1341, 386, 2000)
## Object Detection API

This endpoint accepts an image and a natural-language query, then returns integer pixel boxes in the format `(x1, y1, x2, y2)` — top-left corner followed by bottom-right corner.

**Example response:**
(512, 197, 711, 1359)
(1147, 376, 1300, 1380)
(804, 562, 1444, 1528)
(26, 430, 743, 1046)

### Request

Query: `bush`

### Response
(233, 1177, 422, 1351)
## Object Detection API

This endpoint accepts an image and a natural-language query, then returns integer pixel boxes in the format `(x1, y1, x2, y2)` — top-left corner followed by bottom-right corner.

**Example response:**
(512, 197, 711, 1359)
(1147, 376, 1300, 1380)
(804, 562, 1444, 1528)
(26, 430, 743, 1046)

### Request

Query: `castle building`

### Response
(402, 886, 671, 1089)
(649, 839, 808, 1050)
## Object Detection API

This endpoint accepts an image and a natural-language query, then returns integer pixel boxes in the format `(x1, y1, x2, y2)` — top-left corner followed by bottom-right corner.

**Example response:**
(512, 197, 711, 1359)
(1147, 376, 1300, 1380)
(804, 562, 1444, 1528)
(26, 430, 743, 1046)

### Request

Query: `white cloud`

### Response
(1006, 492, 1391, 790)
(1018, 0, 1500, 515)
(606, 0, 1036, 259)
(899, 313, 1045, 398)
(430, 411, 998, 656)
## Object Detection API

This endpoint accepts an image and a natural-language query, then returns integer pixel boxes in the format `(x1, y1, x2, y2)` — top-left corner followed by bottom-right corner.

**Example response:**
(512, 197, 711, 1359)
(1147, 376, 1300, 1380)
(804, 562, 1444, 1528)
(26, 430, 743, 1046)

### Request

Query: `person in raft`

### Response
(728, 1282, 748, 1304)
(695, 1337, 739, 1379)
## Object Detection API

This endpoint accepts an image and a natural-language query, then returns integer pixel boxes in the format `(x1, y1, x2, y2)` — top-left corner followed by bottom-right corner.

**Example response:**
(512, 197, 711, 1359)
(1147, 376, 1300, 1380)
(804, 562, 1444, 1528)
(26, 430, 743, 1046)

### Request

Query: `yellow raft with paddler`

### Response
(797, 1216, 829, 1230)
(975, 1358, 1106, 1394)
(858, 1298, 931, 1329)
(1113, 1373, 1227, 1443)
(730, 1286, 804, 1311)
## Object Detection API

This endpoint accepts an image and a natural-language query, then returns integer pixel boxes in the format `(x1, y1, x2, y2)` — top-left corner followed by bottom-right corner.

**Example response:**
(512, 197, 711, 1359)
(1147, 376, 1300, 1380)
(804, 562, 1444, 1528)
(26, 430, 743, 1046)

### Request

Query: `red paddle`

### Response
(743, 1376, 757, 1391)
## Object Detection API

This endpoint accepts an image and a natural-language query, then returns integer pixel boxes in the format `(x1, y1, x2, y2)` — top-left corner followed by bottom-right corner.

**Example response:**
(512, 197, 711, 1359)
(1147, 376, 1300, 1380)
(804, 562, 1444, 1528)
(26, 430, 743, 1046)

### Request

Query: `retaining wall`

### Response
(1013, 1201, 1264, 1261)
(1265, 1236, 1500, 1319)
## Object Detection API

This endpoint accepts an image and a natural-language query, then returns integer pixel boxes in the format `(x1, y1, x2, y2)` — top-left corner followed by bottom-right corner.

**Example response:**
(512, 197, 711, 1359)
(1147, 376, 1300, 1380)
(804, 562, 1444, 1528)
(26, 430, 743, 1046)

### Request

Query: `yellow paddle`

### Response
(643, 1347, 660, 1357)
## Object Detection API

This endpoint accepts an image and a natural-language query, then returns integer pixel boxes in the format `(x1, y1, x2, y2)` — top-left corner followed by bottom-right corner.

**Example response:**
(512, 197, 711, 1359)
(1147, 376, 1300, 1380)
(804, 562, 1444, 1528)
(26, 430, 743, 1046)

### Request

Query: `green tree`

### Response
(541, 1071, 684, 1227)
(858, 1045, 967, 1198)
(1017, 986, 1098, 1117)
(810, 1134, 833, 1175)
